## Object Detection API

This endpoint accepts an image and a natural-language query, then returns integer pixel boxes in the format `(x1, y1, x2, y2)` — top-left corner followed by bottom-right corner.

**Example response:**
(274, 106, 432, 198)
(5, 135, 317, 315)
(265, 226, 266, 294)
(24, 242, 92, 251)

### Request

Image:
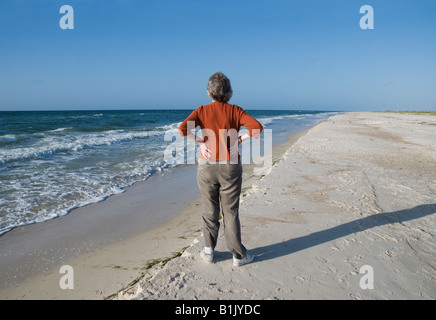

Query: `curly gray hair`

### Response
(207, 72, 233, 103)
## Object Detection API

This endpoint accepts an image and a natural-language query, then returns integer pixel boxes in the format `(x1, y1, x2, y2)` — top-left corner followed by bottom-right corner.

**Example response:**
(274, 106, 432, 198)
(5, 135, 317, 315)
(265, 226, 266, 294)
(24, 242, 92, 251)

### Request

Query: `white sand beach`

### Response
(117, 112, 436, 300)
(1, 111, 435, 300)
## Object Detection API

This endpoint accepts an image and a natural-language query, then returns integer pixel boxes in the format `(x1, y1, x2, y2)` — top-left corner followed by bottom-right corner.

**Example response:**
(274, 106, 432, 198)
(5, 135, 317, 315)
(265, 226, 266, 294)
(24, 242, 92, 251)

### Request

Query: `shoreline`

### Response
(0, 124, 308, 300)
(0, 164, 201, 299)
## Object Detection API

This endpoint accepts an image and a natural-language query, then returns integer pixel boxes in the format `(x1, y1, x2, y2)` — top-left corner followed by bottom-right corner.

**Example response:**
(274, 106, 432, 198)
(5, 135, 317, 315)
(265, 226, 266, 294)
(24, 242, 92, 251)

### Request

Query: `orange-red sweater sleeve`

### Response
(178, 109, 201, 137)
(239, 109, 263, 138)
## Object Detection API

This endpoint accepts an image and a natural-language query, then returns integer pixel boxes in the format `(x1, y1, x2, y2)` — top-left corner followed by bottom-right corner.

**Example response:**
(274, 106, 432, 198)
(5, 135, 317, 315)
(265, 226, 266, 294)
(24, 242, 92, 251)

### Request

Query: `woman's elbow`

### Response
(250, 125, 263, 139)
(178, 128, 187, 137)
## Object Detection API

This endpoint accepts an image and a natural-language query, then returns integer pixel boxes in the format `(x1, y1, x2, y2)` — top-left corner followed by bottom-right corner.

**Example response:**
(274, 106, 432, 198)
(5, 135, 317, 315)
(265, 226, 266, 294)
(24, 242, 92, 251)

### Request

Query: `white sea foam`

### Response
(156, 122, 182, 131)
(49, 127, 73, 132)
(0, 166, 139, 236)
(258, 114, 300, 126)
(0, 129, 164, 164)
(0, 134, 18, 143)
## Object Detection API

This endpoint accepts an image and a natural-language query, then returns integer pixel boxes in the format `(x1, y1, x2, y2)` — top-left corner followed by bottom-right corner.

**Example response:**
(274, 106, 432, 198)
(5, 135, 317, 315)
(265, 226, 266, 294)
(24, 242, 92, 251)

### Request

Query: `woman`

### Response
(178, 72, 263, 267)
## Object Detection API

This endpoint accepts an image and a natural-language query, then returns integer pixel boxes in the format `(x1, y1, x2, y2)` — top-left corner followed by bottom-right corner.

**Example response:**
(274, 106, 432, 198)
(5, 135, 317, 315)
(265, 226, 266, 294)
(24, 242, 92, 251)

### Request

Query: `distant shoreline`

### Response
(373, 110, 436, 116)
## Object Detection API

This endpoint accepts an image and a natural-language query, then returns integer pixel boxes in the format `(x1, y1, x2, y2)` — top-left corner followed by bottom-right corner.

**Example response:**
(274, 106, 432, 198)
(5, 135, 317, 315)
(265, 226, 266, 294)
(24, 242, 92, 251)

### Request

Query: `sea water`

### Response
(0, 109, 340, 236)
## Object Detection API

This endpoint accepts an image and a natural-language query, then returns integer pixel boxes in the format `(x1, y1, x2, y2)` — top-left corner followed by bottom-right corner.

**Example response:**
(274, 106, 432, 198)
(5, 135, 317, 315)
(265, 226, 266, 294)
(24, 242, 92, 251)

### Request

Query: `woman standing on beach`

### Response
(178, 72, 263, 267)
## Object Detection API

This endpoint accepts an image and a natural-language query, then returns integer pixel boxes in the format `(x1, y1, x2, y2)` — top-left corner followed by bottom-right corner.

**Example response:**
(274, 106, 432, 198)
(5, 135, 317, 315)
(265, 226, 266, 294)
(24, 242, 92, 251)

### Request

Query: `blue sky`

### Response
(0, 0, 435, 111)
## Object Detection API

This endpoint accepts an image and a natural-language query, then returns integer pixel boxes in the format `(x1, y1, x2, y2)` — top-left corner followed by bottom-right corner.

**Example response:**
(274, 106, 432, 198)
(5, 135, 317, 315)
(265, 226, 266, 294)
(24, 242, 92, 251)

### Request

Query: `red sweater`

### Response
(178, 102, 263, 161)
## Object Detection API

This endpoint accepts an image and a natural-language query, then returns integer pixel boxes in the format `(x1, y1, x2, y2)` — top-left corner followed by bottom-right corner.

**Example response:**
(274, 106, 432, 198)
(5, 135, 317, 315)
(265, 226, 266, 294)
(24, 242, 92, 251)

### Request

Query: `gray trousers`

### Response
(196, 159, 247, 259)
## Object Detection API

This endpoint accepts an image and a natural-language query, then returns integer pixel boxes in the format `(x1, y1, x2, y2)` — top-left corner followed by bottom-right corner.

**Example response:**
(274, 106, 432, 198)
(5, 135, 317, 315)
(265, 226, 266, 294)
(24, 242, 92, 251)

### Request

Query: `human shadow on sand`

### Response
(248, 203, 436, 263)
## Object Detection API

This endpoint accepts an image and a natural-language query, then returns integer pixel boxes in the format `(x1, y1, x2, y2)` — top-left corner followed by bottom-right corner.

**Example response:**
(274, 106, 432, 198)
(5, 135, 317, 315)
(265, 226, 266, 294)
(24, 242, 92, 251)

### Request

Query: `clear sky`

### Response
(0, 0, 435, 111)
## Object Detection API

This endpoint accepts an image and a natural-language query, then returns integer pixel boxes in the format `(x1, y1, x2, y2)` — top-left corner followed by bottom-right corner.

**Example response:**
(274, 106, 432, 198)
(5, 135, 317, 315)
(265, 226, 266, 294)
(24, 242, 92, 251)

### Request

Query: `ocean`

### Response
(0, 109, 340, 236)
